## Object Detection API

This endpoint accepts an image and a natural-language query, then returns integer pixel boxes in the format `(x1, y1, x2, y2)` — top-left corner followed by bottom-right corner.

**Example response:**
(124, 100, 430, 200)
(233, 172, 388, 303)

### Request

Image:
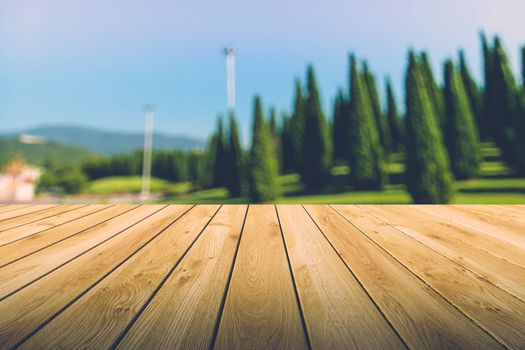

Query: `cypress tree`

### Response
(443, 59, 481, 179)
(203, 134, 218, 188)
(269, 107, 278, 138)
(405, 51, 453, 203)
(519, 47, 525, 174)
(211, 117, 226, 188)
(521, 45, 525, 88)
(280, 114, 294, 173)
(363, 62, 391, 152)
(385, 78, 403, 150)
(249, 96, 280, 202)
(268, 107, 282, 172)
(347, 56, 386, 190)
(290, 79, 305, 173)
(491, 37, 522, 169)
(332, 88, 347, 160)
(516, 93, 525, 174)
(226, 114, 245, 197)
(301, 65, 333, 191)
(458, 50, 483, 136)
(420, 52, 446, 128)
(481, 32, 496, 140)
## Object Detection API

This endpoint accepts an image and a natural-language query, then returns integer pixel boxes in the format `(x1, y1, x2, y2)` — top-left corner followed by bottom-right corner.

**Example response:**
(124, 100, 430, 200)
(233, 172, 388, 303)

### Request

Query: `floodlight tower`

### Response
(224, 47, 237, 113)
(140, 105, 154, 200)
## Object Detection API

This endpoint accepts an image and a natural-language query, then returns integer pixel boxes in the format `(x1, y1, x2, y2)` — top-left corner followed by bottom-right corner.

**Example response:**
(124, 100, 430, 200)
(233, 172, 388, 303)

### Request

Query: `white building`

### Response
(0, 160, 41, 202)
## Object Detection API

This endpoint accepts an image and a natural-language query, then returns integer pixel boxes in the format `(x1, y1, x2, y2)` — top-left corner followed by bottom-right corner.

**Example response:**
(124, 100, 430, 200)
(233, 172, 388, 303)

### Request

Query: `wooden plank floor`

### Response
(0, 205, 523, 349)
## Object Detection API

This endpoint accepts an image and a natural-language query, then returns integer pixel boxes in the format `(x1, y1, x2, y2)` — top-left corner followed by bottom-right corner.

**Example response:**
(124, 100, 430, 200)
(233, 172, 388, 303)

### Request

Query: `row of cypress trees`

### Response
(481, 35, 525, 174)
(204, 33, 525, 203)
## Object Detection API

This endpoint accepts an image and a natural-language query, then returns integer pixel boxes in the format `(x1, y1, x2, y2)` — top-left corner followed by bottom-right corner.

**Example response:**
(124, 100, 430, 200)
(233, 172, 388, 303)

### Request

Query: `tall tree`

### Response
(249, 96, 280, 202)
(211, 117, 227, 188)
(332, 88, 347, 160)
(203, 134, 218, 188)
(443, 59, 481, 179)
(269, 107, 278, 137)
(290, 79, 305, 173)
(280, 113, 294, 173)
(385, 78, 403, 150)
(225, 113, 245, 197)
(480, 32, 496, 140)
(491, 37, 522, 170)
(347, 56, 386, 190)
(405, 51, 453, 203)
(458, 50, 483, 135)
(519, 46, 525, 174)
(516, 93, 525, 174)
(420, 52, 446, 128)
(268, 107, 282, 172)
(521, 45, 525, 88)
(301, 65, 333, 191)
(363, 62, 391, 151)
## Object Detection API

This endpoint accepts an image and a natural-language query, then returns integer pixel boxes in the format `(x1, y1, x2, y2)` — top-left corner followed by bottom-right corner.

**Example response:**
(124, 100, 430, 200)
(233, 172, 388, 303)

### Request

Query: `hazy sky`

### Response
(1, 0, 524, 143)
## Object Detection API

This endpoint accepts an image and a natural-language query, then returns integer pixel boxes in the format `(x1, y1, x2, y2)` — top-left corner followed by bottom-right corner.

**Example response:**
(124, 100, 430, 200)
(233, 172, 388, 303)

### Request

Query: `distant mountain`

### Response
(3, 125, 205, 155)
(0, 137, 94, 167)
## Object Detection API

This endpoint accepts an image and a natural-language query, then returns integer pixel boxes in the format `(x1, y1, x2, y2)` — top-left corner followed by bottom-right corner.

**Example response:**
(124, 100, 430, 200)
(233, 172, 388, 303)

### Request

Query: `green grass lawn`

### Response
(85, 176, 191, 195)
(84, 143, 525, 204)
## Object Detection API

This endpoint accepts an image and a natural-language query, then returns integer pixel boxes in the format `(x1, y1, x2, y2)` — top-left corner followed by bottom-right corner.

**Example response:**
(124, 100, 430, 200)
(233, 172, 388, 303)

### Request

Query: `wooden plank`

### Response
(409, 205, 525, 268)
(364, 205, 525, 302)
(214, 205, 308, 349)
(335, 205, 525, 349)
(114, 205, 244, 349)
(450, 205, 525, 246)
(19, 205, 220, 350)
(494, 204, 525, 216)
(0, 204, 32, 214)
(0, 204, 151, 299)
(0, 205, 83, 232)
(304, 205, 502, 349)
(0, 205, 130, 267)
(0, 205, 193, 349)
(277, 205, 405, 349)
(0, 204, 56, 222)
(0, 204, 110, 247)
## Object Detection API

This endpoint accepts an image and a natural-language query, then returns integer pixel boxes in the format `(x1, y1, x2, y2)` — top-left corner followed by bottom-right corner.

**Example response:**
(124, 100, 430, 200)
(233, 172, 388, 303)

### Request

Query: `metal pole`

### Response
(225, 47, 236, 113)
(141, 105, 154, 200)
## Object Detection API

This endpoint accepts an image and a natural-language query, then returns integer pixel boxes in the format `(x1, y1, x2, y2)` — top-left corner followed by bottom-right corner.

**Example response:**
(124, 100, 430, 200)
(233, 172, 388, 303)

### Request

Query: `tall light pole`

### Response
(224, 47, 236, 113)
(141, 105, 154, 200)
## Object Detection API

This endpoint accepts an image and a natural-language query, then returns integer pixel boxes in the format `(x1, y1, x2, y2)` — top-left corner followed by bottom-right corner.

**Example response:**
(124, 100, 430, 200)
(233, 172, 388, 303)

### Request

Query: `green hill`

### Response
(0, 137, 95, 168)
(3, 125, 205, 155)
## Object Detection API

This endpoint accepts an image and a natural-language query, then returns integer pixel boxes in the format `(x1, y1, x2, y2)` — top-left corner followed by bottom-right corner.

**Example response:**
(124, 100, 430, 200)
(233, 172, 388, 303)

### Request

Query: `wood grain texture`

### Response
(0, 205, 523, 349)
(116, 205, 244, 350)
(0, 204, 56, 222)
(411, 205, 525, 268)
(0, 205, 83, 232)
(0, 205, 127, 267)
(305, 205, 502, 350)
(439, 205, 525, 248)
(494, 204, 525, 216)
(365, 205, 525, 302)
(277, 205, 405, 349)
(0, 204, 148, 299)
(0, 204, 32, 214)
(0, 205, 190, 349)
(20, 205, 218, 350)
(0, 204, 108, 247)
(214, 205, 308, 350)
(335, 205, 525, 349)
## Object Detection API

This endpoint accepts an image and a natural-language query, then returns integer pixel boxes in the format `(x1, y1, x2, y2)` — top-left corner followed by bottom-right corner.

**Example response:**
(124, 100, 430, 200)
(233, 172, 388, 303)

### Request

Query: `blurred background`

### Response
(1, 0, 525, 204)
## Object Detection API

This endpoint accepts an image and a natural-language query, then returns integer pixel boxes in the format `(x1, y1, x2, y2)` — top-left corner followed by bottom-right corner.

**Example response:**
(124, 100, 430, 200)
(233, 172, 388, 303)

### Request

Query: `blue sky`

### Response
(1, 0, 524, 144)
